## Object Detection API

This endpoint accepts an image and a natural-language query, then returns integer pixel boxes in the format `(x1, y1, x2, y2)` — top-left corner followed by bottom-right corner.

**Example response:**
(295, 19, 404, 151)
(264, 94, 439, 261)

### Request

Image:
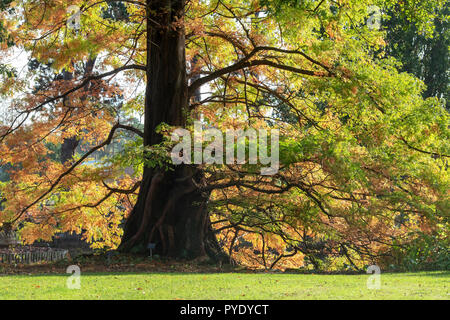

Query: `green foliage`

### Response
(387, 233, 450, 271)
(0, 64, 15, 78)
(106, 136, 144, 177)
(102, 1, 130, 21)
(385, 4, 449, 108)
(0, 0, 15, 46)
(143, 143, 175, 172)
(384, 0, 448, 36)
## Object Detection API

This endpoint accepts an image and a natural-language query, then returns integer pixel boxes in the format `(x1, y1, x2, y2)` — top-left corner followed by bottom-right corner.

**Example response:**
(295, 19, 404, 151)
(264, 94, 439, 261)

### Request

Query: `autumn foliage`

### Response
(0, 0, 448, 270)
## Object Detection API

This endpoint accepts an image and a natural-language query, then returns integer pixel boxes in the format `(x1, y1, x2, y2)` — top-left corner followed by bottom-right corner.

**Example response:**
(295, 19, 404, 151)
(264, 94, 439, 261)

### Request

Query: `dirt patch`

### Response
(0, 253, 251, 275)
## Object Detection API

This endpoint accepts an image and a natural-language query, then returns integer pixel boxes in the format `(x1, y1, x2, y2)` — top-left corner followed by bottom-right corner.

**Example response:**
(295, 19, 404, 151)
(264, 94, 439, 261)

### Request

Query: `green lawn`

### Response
(0, 271, 448, 300)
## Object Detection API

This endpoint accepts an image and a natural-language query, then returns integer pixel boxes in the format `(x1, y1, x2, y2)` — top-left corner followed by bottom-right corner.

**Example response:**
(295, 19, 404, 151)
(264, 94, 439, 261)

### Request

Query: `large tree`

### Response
(0, 0, 448, 269)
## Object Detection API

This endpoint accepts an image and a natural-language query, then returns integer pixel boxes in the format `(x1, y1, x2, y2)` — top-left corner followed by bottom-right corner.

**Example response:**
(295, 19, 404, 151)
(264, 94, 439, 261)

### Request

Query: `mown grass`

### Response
(0, 271, 448, 300)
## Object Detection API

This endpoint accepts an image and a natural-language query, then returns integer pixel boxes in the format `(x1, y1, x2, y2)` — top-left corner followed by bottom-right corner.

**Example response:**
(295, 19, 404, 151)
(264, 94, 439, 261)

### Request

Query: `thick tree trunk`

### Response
(61, 137, 79, 164)
(119, 0, 226, 261)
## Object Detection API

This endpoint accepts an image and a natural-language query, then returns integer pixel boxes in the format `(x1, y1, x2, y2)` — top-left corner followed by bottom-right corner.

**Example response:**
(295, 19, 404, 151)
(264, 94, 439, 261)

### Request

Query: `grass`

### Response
(0, 271, 448, 300)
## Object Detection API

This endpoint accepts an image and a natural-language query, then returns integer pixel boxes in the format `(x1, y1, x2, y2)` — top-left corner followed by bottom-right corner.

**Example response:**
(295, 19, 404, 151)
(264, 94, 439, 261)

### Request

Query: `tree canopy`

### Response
(0, 0, 448, 270)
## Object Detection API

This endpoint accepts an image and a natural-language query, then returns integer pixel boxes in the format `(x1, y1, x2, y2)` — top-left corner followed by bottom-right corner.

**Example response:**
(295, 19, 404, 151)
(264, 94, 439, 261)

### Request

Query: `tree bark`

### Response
(60, 69, 79, 164)
(119, 0, 226, 261)
(60, 58, 96, 164)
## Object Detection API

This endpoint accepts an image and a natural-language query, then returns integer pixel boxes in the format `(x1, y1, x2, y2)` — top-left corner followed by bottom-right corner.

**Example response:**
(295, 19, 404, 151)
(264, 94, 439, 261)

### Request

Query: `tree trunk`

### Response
(119, 0, 226, 261)
(60, 58, 96, 164)
(60, 69, 79, 164)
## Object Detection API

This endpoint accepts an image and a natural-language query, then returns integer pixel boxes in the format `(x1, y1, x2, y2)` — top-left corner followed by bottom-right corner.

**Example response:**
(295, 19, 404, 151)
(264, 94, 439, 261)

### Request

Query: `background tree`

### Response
(384, 3, 449, 109)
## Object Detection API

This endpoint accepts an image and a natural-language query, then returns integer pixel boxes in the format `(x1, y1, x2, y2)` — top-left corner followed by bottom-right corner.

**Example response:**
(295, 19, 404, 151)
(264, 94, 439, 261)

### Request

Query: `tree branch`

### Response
(12, 122, 138, 222)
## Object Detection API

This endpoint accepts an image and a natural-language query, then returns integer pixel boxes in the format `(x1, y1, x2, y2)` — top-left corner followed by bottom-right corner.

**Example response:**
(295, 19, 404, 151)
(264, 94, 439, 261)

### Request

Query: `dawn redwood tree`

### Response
(118, 0, 224, 258)
(0, 0, 448, 268)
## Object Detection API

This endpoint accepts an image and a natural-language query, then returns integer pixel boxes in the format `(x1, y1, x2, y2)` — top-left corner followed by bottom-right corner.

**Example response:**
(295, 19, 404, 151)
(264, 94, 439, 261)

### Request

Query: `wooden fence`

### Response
(0, 249, 68, 264)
